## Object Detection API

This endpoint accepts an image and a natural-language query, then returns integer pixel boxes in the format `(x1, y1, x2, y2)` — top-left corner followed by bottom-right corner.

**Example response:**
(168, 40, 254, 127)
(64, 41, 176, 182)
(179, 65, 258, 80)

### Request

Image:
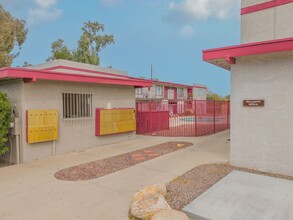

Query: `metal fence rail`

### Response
(136, 100, 230, 137)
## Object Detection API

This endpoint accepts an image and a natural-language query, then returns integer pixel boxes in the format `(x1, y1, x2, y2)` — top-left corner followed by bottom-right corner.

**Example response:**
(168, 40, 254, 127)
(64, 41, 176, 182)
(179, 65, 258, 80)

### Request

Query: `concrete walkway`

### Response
(0, 131, 229, 220)
(183, 171, 293, 220)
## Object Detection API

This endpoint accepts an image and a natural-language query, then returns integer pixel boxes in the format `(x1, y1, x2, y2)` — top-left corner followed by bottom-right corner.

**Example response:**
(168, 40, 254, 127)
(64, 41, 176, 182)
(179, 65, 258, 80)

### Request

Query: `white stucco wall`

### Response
(2, 80, 136, 162)
(230, 54, 293, 176)
(135, 84, 166, 100)
(192, 87, 207, 101)
(241, 1, 293, 43)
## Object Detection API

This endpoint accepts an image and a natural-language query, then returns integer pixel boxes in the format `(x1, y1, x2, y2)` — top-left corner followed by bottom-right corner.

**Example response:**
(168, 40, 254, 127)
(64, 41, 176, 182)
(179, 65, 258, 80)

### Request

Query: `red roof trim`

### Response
(42, 65, 132, 79)
(241, 0, 293, 15)
(0, 67, 152, 87)
(152, 80, 191, 88)
(203, 37, 293, 61)
(150, 80, 207, 89)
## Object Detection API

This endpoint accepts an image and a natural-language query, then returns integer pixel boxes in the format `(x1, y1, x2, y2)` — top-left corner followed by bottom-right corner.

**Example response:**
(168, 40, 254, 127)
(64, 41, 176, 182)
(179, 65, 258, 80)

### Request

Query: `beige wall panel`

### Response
(230, 55, 293, 176)
(242, 0, 271, 8)
(275, 4, 293, 39)
(241, 8, 275, 43)
(21, 81, 136, 162)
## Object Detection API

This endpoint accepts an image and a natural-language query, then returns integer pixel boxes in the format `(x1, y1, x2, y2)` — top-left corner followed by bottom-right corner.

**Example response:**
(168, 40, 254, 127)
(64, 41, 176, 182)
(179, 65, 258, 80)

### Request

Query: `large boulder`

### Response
(131, 194, 171, 220)
(132, 184, 167, 202)
(151, 209, 190, 220)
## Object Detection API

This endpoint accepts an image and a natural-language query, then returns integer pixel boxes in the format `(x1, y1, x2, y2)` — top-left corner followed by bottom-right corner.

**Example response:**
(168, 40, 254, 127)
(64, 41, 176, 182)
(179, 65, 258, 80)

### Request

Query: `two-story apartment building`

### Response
(135, 80, 207, 102)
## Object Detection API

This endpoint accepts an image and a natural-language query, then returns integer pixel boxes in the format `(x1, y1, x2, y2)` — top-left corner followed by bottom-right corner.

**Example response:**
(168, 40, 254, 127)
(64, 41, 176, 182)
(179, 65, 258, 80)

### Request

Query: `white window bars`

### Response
(62, 92, 93, 119)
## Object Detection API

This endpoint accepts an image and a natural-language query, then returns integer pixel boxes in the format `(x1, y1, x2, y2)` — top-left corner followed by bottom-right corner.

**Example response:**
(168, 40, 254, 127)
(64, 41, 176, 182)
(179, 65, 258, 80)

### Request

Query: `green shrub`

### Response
(0, 93, 12, 155)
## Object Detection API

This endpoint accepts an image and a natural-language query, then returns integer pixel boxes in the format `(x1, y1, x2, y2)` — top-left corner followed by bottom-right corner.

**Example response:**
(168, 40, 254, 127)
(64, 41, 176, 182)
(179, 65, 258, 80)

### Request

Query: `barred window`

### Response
(62, 93, 93, 119)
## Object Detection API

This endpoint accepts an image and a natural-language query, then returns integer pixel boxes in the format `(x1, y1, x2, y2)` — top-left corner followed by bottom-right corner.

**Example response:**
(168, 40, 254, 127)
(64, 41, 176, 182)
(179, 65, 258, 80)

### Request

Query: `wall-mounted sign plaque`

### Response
(243, 100, 265, 107)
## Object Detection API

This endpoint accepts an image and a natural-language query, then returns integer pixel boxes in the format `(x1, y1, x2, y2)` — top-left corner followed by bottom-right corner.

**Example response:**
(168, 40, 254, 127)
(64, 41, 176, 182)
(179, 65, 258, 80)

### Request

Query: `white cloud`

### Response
(1, 0, 63, 25)
(180, 25, 195, 38)
(165, 0, 240, 24)
(1, 0, 33, 10)
(28, 8, 62, 25)
(34, 0, 58, 9)
(27, 0, 62, 25)
(100, 0, 123, 7)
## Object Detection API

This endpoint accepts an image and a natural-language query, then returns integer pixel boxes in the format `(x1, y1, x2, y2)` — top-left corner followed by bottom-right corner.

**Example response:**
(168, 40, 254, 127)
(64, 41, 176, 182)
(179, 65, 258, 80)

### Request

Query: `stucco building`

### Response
(203, 0, 293, 175)
(135, 80, 207, 102)
(0, 60, 151, 163)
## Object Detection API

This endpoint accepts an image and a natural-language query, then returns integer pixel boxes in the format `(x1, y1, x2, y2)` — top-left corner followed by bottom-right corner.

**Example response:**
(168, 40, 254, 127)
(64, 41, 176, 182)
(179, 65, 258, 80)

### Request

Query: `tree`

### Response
(48, 21, 114, 65)
(23, 61, 32, 67)
(0, 4, 27, 68)
(207, 93, 226, 101)
(47, 39, 72, 62)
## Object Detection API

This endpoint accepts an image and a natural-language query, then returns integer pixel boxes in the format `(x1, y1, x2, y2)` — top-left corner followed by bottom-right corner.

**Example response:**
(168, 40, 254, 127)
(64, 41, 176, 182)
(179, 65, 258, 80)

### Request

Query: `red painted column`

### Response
(164, 87, 168, 99)
(194, 100, 197, 136)
(213, 100, 216, 133)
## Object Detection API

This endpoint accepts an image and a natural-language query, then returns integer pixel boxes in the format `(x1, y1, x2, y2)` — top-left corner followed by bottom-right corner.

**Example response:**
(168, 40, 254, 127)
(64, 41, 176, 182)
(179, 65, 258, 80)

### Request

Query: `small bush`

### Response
(0, 93, 12, 155)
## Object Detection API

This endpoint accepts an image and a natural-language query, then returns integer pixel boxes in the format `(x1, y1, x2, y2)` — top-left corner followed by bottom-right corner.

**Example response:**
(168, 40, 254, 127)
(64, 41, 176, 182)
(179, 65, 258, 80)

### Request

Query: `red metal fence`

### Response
(136, 100, 230, 137)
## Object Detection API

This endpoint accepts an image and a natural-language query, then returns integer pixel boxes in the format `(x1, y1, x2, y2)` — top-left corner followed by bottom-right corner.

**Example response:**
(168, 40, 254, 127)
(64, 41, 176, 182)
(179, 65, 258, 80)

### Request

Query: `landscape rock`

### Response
(131, 194, 171, 220)
(132, 184, 167, 202)
(151, 209, 190, 220)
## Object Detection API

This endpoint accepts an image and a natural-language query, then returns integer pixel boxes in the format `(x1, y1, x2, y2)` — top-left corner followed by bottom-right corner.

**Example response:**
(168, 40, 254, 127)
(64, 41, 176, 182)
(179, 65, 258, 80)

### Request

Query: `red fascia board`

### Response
(203, 37, 293, 61)
(152, 80, 191, 88)
(241, 0, 293, 15)
(43, 65, 133, 79)
(0, 68, 152, 87)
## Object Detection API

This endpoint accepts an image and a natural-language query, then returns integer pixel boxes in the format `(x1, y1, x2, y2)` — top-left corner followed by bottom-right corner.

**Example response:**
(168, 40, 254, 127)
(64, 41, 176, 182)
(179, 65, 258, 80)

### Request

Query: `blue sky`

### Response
(1, 0, 241, 96)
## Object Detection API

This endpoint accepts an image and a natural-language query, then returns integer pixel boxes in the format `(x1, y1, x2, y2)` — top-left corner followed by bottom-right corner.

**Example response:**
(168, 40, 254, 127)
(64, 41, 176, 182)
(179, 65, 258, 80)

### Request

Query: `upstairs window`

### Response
(135, 88, 142, 95)
(178, 88, 184, 97)
(156, 86, 163, 96)
(62, 93, 93, 119)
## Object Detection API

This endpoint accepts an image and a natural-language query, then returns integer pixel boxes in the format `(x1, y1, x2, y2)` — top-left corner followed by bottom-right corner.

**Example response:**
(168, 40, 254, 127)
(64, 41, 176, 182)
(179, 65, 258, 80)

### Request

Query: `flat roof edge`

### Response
(0, 68, 152, 87)
(202, 37, 293, 70)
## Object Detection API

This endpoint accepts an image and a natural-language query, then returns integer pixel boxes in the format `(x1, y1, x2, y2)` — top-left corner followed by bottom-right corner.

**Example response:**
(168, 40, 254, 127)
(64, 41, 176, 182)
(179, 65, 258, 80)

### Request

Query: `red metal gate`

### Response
(136, 100, 230, 137)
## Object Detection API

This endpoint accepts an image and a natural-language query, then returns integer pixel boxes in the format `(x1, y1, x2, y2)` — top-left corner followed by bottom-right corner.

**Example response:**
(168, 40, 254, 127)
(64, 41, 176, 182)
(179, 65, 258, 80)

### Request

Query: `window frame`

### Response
(135, 88, 143, 95)
(155, 86, 163, 96)
(62, 92, 93, 119)
(178, 88, 184, 97)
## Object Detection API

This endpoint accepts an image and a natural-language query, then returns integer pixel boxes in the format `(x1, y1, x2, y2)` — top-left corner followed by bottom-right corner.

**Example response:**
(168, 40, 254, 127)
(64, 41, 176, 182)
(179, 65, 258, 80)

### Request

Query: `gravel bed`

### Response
(55, 141, 193, 181)
(166, 163, 293, 210)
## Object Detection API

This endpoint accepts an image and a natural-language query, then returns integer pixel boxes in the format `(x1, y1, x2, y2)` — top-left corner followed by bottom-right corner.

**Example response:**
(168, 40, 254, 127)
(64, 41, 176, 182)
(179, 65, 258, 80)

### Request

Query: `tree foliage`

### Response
(47, 39, 72, 61)
(47, 21, 114, 65)
(0, 4, 27, 68)
(0, 93, 12, 155)
(207, 93, 229, 101)
(23, 61, 32, 67)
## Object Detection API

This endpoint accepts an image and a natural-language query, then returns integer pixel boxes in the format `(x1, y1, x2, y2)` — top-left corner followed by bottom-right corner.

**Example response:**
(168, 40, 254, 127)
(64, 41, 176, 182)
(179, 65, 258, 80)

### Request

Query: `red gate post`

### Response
(194, 100, 197, 137)
(213, 100, 216, 133)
